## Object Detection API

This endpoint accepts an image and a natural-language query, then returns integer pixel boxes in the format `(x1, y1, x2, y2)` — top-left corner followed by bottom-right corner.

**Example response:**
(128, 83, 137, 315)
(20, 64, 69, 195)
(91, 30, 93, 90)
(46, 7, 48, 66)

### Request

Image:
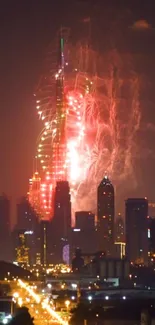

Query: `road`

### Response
(12, 280, 69, 325)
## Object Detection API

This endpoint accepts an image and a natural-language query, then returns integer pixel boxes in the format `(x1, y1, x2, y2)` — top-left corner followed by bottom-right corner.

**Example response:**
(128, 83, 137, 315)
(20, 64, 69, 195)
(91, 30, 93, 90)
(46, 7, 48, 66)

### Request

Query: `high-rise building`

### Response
(15, 230, 29, 266)
(125, 198, 148, 266)
(148, 217, 155, 265)
(97, 176, 115, 256)
(75, 211, 95, 230)
(53, 180, 71, 237)
(16, 196, 38, 231)
(51, 181, 71, 264)
(40, 220, 50, 267)
(71, 211, 97, 255)
(115, 214, 125, 242)
(0, 194, 11, 261)
(15, 196, 39, 265)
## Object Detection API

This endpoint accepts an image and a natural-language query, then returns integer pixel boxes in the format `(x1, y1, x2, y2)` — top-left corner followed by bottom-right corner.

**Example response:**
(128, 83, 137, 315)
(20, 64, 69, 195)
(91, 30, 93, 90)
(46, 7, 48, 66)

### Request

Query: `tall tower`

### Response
(51, 181, 71, 264)
(52, 32, 67, 184)
(125, 198, 148, 266)
(97, 176, 115, 256)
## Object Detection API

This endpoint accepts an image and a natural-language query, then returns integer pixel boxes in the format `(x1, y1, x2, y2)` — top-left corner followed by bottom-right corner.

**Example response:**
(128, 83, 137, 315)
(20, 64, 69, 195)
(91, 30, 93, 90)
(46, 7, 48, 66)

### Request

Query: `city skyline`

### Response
(1, 1, 155, 226)
(1, 2, 155, 324)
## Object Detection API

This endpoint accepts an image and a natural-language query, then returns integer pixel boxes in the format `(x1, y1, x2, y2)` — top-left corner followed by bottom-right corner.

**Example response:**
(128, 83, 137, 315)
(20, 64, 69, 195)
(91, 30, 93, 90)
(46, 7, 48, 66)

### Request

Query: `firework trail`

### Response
(29, 35, 141, 218)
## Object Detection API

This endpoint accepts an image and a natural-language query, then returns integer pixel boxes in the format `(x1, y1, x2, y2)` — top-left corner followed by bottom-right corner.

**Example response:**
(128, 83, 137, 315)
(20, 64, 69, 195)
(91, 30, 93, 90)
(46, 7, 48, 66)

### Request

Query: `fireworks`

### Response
(29, 32, 141, 219)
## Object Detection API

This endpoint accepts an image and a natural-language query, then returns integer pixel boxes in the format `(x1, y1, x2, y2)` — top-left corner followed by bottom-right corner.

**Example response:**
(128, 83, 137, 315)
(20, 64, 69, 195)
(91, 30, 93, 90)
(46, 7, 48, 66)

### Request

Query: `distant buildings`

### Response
(148, 217, 155, 265)
(88, 255, 130, 279)
(115, 214, 125, 242)
(125, 198, 148, 266)
(53, 181, 71, 238)
(0, 194, 11, 261)
(75, 211, 95, 230)
(71, 211, 97, 255)
(16, 196, 38, 232)
(51, 181, 71, 264)
(40, 220, 50, 267)
(13, 196, 39, 265)
(1, 173, 152, 271)
(97, 176, 115, 256)
(15, 230, 29, 265)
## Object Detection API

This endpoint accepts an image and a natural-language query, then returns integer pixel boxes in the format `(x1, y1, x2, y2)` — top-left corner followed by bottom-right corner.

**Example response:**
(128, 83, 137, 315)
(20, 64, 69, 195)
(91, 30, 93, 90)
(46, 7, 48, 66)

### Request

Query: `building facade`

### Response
(71, 211, 97, 256)
(15, 230, 29, 265)
(51, 181, 71, 264)
(115, 214, 125, 242)
(15, 196, 39, 265)
(148, 217, 155, 265)
(125, 198, 148, 266)
(97, 176, 115, 256)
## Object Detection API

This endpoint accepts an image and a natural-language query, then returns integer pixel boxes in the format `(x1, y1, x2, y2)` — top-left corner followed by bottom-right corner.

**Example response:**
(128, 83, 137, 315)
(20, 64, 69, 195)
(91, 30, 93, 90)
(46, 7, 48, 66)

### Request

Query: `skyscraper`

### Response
(15, 230, 29, 266)
(15, 196, 39, 265)
(148, 217, 155, 265)
(115, 214, 125, 242)
(16, 196, 38, 231)
(125, 198, 148, 266)
(75, 211, 95, 230)
(40, 220, 49, 267)
(97, 176, 115, 256)
(51, 181, 71, 263)
(53, 181, 71, 237)
(71, 211, 97, 255)
(0, 194, 11, 261)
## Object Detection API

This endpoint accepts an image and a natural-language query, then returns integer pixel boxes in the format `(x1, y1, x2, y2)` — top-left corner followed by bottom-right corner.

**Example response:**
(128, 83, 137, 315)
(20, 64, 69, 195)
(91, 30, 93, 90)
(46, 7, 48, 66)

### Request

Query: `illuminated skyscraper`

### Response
(115, 214, 125, 242)
(15, 196, 39, 265)
(125, 198, 148, 266)
(97, 176, 114, 256)
(40, 220, 49, 267)
(15, 230, 29, 266)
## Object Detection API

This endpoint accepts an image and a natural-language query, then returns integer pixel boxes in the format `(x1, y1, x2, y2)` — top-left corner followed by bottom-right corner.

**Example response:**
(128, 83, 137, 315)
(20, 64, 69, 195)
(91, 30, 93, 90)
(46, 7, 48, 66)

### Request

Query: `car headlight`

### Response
(3, 315, 12, 324)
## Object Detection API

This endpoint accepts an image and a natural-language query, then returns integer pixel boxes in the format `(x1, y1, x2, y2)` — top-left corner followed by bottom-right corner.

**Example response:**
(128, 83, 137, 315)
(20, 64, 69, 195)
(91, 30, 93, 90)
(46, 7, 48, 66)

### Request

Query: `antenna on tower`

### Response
(104, 171, 108, 179)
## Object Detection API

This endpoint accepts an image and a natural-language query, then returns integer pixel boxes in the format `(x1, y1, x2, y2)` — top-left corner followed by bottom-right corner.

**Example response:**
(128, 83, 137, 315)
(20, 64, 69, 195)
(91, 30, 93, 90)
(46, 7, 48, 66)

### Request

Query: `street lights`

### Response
(65, 300, 70, 311)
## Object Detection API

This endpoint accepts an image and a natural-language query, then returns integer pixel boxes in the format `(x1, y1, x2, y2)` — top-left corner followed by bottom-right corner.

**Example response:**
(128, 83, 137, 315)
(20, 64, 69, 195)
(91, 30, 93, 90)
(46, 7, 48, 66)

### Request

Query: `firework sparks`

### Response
(29, 36, 141, 219)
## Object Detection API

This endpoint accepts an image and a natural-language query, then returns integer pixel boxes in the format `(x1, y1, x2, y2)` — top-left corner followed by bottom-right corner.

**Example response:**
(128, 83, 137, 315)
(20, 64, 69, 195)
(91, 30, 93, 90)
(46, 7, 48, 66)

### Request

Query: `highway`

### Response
(12, 280, 69, 325)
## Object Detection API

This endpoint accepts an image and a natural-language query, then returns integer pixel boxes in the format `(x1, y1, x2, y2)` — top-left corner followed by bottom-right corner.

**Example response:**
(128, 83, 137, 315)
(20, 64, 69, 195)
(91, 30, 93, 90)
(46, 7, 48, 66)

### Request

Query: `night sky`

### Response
(0, 0, 155, 226)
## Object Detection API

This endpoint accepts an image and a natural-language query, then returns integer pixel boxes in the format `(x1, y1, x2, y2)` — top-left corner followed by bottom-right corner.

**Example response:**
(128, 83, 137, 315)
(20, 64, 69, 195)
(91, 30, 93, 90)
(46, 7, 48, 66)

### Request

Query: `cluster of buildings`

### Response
(0, 176, 155, 270)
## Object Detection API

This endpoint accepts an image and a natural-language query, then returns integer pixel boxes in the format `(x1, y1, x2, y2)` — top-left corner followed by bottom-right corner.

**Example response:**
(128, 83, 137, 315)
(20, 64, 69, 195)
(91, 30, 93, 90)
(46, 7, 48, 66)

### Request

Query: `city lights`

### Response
(18, 279, 68, 325)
